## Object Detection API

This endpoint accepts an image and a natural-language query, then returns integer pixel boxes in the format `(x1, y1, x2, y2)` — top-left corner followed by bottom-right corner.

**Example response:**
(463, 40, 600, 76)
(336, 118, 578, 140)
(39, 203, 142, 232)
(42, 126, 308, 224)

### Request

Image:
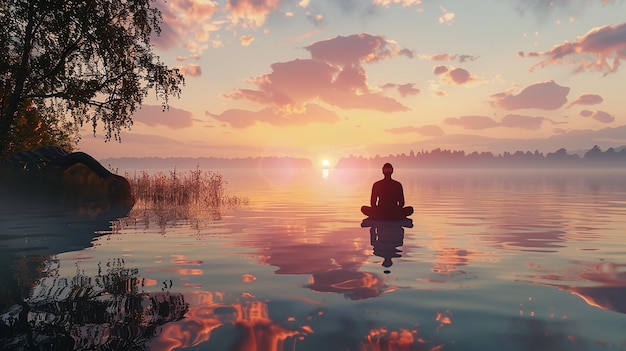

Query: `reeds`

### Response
(124, 167, 248, 227)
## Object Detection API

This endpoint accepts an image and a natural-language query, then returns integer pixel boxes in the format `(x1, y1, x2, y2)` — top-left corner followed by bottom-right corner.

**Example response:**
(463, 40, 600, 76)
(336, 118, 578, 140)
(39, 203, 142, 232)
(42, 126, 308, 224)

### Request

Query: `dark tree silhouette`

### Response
(0, 0, 184, 157)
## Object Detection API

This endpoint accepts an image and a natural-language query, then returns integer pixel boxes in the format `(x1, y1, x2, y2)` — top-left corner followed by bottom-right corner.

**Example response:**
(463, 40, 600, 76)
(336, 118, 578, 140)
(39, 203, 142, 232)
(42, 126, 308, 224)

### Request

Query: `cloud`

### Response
(381, 83, 421, 97)
(219, 35, 413, 123)
(207, 103, 340, 128)
(444, 115, 500, 130)
(512, 0, 616, 19)
(133, 104, 194, 129)
(567, 93, 604, 107)
(489, 80, 570, 110)
(223, 58, 338, 107)
(580, 109, 615, 123)
(433, 65, 479, 85)
(419, 53, 479, 63)
(372, 0, 423, 8)
(438, 6, 455, 25)
(153, 0, 219, 54)
(385, 125, 445, 137)
(501, 114, 547, 130)
(305, 33, 414, 67)
(226, 0, 286, 27)
(240, 35, 255, 46)
(173, 64, 202, 77)
(524, 22, 626, 74)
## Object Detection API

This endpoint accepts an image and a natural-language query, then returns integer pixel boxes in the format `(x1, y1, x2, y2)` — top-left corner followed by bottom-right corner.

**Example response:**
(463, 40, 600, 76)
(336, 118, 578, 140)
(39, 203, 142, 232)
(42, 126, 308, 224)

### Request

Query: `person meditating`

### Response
(361, 163, 414, 220)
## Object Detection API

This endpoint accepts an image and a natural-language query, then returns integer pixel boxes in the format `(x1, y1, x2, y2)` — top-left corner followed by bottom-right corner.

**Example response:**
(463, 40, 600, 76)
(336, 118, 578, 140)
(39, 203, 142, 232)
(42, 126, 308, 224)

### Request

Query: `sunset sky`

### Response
(77, 0, 626, 165)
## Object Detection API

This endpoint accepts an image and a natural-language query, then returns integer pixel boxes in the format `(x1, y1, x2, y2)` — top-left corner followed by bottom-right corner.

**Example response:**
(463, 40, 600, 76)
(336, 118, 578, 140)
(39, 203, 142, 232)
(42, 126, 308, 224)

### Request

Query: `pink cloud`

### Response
(580, 109, 615, 123)
(386, 125, 445, 137)
(433, 65, 478, 85)
(525, 22, 626, 74)
(153, 0, 219, 54)
(223, 59, 338, 108)
(372, 0, 423, 8)
(420, 53, 479, 63)
(381, 83, 421, 97)
(133, 104, 194, 129)
(567, 93, 604, 107)
(501, 114, 546, 130)
(220, 35, 413, 119)
(226, 0, 285, 27)
(489, 80, 570, 110)
(433, 65, 449, 75)
(305, 33, 414, 67)
(444, 115, 500, 130)
(207, 103, 340, 128)
(174, 64, 202, 77)
(397, 83, 421, 97)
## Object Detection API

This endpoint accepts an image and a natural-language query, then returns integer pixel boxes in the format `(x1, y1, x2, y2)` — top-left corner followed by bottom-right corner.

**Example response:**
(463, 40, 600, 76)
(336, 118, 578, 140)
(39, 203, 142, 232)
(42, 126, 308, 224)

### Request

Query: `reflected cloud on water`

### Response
(2, 169, 626, 350)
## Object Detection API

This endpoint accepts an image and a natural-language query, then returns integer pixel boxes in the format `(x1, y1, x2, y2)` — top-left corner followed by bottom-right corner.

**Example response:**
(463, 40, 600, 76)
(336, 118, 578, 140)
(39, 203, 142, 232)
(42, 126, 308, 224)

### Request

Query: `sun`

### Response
(321, 159, 330, 168)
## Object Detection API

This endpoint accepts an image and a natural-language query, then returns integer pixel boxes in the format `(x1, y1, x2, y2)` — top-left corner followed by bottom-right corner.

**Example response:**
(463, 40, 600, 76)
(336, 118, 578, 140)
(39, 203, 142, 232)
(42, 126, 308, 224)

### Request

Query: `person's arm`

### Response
(370, 183, 378, 207)
(398, 183, 405, 207)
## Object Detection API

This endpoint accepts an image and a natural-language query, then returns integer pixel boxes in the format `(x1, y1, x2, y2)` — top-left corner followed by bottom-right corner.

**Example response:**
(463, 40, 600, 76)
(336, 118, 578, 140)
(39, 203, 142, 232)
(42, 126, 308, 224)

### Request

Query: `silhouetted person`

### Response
(361, 163, 414, 219)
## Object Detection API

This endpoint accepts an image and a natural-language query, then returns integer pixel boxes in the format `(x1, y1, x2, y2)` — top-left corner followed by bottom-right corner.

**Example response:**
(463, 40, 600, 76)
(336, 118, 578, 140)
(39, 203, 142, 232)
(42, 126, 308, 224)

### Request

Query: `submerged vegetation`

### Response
(123, 168, 248, 227)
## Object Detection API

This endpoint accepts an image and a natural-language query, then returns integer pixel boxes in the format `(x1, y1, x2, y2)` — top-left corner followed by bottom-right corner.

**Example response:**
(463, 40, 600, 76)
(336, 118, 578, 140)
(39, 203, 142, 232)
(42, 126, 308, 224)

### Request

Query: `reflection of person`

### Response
(370, 225, 405, 272)
(361, 163, 414, 219)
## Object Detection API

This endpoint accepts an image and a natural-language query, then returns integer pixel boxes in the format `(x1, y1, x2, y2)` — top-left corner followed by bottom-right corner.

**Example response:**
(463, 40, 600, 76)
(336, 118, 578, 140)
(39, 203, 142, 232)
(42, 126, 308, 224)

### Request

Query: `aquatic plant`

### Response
(124, 167, 248, 226)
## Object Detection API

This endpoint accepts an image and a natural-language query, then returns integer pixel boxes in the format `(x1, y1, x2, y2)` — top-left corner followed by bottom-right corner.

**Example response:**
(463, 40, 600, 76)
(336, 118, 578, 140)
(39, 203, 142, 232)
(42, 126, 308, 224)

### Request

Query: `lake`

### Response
(1, 168, 626, 350)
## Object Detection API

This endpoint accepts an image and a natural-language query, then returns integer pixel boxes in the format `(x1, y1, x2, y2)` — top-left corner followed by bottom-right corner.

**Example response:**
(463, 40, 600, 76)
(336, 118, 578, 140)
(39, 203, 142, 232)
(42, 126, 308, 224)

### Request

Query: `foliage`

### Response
(0, 0, 184, 157)
(337, 145, 626, 169)
(0, 99, 77, 158)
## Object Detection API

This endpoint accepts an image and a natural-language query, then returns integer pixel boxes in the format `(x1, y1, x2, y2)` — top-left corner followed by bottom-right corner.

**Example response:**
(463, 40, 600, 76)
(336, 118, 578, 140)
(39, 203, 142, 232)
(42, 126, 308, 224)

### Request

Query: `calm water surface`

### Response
(1, 168, 626, 350)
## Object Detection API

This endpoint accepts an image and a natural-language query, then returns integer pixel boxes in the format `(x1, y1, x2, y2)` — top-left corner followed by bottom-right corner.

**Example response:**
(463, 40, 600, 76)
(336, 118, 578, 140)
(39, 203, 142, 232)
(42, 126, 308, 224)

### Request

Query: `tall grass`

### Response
(124, 168, 248, 227)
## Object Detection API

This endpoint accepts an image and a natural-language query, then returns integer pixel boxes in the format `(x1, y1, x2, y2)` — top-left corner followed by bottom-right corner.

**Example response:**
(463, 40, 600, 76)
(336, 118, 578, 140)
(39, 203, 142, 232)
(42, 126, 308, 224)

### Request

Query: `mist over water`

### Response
(1, 168, 626, 350)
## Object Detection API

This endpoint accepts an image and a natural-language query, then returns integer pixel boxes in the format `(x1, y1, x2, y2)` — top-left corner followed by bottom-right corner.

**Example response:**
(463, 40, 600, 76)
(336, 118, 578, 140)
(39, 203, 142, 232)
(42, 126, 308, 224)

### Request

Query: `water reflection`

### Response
(0, 258, 188, 350)
(3, 169, 626, 350)
(362, 218, 412, 274)
(0, 200, 128, 312)
(524, 260, 626, 314)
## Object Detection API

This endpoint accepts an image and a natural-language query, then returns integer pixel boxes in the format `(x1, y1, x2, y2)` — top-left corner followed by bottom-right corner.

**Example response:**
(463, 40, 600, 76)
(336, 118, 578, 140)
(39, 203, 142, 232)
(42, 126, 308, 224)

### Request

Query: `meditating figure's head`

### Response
(382, 163, 393, 176)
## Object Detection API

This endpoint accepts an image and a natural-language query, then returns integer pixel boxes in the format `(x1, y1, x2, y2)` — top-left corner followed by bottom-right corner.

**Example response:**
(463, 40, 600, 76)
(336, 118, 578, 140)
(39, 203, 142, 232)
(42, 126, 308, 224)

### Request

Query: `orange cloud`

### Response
(525, 22, 626, 74)
(174, 64, 202, 77)
(227, 0, 285, 27)
(153, 0, 219, 54)
(444, 115, 499, 130)
(567, 93, 604, 107)
(132, 104, 194, 129)
(240, 35, 255, 46)
(580, 109, 615, 123)
(207, 103, 340, 128)
(489, 80, 570, 110)
(385, 125, 445, 137)
(438, 6, 455, 25)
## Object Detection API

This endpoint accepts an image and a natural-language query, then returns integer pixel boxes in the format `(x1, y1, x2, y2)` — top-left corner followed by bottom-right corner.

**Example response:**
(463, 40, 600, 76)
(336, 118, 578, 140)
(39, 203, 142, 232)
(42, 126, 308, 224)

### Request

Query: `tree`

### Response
(2, 98, 77, 156)
(0, 0, 184, 157)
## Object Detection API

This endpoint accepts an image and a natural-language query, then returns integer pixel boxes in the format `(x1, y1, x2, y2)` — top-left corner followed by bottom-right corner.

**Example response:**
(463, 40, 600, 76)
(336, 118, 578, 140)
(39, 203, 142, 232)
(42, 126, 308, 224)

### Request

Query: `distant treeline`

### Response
(336, 145, 626, 169)
(103, 156, 313, 170)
